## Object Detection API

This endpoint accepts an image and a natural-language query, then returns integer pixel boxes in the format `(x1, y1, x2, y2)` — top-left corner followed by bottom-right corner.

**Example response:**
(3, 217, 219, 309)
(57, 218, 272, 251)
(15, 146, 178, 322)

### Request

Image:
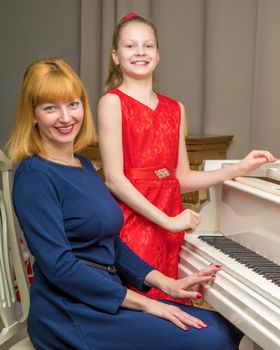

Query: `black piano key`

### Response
(237, 258, 269, 263)
(271, 278, 280, 286)
(236, 255, 268, 264)
(220, 248, 249, 252)
(243, 262, 262, 268)
(252, 268, 271, 276)
(251, 261, 278, 266)
(234, 252, 258, 255)
(267, 278, 280, 283)
(250, 262, 276, 267)
(265, 271, 280, 276)
(258, 269, 278, 275)
(265, 272, 280, 278)
(229, 253, 264, 259)
(254, 266, 280, 271)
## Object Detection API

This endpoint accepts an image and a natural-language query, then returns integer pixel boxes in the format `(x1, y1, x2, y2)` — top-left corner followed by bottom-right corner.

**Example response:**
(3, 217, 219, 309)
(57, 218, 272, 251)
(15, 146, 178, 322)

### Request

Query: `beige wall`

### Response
(152, 0, 205, 136)
(203, 0, 259, 157)
(251, 0, 280, 155)
(203, 0, 280, 158)
(81, 0, 280, 158)
(0, 0, 81, 150)
(2, 0, 280, 159)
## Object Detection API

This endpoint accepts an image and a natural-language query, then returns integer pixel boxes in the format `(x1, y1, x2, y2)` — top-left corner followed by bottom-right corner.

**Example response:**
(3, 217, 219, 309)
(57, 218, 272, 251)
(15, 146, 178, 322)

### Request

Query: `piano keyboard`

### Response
(184, 234, 280, 308)
(199, 235, 280, 287)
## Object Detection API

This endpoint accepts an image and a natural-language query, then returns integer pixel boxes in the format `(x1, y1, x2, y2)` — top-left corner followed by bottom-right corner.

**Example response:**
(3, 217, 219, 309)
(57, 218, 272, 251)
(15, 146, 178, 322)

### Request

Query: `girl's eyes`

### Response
(124, 44, 155, 49)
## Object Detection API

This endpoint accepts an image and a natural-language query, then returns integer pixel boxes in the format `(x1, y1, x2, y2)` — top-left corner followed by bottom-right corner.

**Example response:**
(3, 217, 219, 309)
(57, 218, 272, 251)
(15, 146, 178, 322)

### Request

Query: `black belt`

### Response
(80, 258, 118, 274)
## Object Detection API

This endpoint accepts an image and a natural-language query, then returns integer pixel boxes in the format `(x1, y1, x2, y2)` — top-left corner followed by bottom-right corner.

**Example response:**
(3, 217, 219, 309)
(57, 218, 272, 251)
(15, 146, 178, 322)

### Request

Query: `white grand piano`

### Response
(179, 160, 280, 350)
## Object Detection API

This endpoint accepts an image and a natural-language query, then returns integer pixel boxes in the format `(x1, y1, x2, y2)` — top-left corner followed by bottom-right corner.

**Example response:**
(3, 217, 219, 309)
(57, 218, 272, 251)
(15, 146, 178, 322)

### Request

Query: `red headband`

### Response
(122, 12, 138, 21)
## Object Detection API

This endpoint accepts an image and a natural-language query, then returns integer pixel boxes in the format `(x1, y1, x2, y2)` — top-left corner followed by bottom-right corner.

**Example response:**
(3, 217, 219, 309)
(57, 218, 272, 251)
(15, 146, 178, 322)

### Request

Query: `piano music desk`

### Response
(183, 135, 233, 208)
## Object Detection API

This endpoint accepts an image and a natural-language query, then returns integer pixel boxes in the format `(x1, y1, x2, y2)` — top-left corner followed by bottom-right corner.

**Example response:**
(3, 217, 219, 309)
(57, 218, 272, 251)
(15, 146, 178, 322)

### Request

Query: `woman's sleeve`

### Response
(13, 168, 127, 314)
(114, 236, 155, 292)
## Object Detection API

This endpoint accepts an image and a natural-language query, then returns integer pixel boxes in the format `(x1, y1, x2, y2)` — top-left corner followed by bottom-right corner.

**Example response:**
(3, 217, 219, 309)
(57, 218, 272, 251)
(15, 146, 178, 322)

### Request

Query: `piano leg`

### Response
(240, 336, 263, 350)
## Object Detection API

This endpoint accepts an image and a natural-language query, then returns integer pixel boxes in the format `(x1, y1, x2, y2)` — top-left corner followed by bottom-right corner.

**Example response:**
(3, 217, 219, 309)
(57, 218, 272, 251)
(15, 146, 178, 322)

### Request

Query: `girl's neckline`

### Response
(115, 88, 160, 112)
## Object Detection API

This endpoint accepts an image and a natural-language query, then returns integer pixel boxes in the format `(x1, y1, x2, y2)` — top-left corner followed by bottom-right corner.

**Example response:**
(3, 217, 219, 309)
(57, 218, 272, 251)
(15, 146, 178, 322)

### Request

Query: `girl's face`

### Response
(34, 98, 84, 149)
(113, 22, 159, 80)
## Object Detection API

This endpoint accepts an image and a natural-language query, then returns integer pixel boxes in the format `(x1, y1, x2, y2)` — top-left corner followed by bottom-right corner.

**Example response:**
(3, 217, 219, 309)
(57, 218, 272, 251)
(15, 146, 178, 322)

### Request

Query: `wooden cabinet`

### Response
(80, 141, 103, 176)
(186, 135, 233, 166)
(80, 135, 233, 207)
(80, 141, 100, 160)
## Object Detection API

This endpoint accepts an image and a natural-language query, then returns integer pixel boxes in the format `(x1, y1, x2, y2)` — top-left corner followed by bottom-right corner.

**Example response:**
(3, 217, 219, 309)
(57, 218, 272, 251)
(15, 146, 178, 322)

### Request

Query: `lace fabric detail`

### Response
(109, 89, 189, 304)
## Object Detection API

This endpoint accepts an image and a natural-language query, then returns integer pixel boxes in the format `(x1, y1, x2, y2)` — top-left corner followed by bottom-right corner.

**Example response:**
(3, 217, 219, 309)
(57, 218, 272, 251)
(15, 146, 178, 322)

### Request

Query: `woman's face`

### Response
(34, 98, 84, 148)
(113, 22, 159, 80)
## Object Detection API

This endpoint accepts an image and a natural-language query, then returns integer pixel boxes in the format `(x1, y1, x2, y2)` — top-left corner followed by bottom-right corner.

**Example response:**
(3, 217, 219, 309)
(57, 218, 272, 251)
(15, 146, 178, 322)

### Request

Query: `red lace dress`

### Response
(108, 89, 186, 303)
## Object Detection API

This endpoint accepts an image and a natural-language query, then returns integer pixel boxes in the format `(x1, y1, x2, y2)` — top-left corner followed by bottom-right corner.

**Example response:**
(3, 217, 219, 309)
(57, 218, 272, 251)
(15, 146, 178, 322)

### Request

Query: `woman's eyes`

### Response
(44, 105, 57, 112)
(69, 101, 80, 108)
(42, 100, 80, 112)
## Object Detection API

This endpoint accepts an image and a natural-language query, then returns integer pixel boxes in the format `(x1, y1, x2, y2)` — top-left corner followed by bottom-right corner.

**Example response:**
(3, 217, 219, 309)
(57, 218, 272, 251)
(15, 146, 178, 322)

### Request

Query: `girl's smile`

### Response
(113, 22, 159, 80)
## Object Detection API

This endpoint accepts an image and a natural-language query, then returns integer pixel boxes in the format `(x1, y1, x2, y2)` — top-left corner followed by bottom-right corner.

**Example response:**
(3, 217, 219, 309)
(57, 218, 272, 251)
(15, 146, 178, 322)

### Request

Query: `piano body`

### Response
(179, 160, 280, 350)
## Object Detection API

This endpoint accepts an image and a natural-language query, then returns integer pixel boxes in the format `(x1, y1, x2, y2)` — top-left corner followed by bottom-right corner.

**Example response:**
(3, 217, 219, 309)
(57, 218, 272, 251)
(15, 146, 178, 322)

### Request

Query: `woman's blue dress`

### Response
(13, 155, 243, 350)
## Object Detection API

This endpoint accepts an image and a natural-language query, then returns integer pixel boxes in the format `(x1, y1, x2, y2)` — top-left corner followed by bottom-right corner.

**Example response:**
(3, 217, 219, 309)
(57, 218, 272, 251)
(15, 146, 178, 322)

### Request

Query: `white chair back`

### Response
(0, 150, 31, 347)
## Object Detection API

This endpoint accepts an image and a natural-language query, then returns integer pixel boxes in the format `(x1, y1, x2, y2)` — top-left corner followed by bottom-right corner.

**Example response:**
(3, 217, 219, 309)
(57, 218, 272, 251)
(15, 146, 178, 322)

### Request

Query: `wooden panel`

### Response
(80, 142, 100, 160)
(79, 142, 103, 175)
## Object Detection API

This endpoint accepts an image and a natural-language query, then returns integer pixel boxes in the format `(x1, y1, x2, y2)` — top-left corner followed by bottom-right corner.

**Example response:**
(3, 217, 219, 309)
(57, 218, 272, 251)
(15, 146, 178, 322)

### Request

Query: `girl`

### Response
(98, 13, 276, 302)
(9, 57, 243, 350)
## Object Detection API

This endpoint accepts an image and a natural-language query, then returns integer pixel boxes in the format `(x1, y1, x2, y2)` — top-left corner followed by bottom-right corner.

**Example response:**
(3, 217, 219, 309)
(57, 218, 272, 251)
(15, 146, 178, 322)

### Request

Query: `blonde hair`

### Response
(7, 57, 96, 163)
(105, 14, 159, 92)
